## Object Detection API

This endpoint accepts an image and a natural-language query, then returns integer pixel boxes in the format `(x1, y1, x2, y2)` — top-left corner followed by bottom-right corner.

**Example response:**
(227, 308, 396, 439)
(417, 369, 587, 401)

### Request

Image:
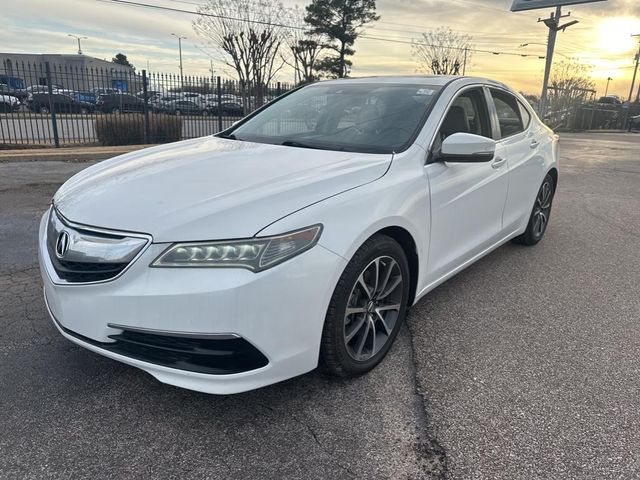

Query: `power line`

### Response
(359, 34, 546, 58)
(95, 0, 548, 59)
(99, 0, 637, 73)
(95, 0, 307, 30)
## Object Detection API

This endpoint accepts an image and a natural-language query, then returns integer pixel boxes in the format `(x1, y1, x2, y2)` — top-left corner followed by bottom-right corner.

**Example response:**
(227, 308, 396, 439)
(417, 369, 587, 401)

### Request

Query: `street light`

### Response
(628, 34, 640, 103)
(519, 42, 569, 59)
(171, 33, 186, 88)
(604, 77, 613, 97)
(68, 34, 88, 55)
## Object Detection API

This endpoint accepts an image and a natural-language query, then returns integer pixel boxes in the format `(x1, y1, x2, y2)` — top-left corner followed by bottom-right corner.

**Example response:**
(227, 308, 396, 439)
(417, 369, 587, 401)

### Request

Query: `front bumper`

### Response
(38, 211, 346, 394)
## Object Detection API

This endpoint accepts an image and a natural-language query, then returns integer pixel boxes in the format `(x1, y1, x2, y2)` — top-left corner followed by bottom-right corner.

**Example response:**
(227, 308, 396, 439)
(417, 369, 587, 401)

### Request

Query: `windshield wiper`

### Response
(280, 140, 343, 151)
(218, 132, 237, 140)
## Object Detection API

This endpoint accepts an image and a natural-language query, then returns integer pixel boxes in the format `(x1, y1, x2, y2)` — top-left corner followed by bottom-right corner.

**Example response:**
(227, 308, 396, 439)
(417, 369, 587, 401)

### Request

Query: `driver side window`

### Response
(434, 88, 491, 152)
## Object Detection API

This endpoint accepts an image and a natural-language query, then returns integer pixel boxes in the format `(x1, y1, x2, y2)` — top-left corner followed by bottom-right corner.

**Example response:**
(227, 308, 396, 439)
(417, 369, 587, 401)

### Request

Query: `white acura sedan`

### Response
(39, 76, 558, 394)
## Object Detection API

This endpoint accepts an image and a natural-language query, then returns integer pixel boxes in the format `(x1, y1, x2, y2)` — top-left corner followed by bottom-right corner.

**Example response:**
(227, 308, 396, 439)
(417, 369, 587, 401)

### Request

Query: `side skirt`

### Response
(413, 228, 523, 305)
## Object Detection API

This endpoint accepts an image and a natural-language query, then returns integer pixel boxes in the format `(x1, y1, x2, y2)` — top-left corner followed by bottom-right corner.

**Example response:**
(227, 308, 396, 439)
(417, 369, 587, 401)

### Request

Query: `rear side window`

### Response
(518, 101, 531, 129)
(490, 89, 525, 138)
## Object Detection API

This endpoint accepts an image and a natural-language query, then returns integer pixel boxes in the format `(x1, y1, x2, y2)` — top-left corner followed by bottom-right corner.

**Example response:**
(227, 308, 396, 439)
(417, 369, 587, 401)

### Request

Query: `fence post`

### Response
(142, 69, 150, 143)
(45, 62, 60, 148)
(277, 82, 281, 98)
(217, 76, 223, 132)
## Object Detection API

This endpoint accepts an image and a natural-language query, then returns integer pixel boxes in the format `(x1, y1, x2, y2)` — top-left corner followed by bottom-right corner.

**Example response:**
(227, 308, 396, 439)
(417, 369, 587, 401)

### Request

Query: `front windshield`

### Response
(228, 83, 442, 154)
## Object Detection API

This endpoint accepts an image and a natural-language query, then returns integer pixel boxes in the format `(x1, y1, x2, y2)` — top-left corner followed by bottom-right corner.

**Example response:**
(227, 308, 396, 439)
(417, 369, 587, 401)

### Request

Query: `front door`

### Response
(424, 86, 510, 284)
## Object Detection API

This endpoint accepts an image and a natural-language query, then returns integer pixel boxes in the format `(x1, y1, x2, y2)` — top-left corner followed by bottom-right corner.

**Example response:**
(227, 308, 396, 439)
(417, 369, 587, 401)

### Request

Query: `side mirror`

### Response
(439, 132, 496, 163)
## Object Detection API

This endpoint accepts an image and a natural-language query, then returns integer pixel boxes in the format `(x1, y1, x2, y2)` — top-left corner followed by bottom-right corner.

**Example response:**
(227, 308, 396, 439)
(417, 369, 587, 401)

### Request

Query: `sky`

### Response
(2, 0, 639, 98)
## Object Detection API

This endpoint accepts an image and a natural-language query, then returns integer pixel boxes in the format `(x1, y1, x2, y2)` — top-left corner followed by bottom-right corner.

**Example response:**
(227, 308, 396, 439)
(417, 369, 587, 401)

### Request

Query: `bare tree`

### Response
(282, 6, 325, 84)
(193, 0, 289, 106)
(412, 28, 473, 76)
(547, 59, 596, 110)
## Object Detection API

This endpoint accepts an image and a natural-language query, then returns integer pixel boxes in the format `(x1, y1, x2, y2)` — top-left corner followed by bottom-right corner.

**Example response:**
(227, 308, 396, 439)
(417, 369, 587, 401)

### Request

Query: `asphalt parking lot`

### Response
(1, 132, 638, 479)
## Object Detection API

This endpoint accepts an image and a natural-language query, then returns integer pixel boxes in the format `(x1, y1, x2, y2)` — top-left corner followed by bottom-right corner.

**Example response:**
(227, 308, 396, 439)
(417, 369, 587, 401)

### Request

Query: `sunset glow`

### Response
(1, 0, 639, 98)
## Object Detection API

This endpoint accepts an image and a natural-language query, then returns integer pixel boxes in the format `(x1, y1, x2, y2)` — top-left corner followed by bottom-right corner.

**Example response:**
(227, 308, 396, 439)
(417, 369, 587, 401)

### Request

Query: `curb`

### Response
(0, 145, 154, 163)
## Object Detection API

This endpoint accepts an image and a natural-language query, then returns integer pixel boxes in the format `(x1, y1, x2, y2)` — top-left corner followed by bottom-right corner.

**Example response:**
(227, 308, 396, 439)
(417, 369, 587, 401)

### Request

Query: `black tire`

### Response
(39, 106, 50, 114)
(320, 234, 410, 377)
(512, 173, 556, 246)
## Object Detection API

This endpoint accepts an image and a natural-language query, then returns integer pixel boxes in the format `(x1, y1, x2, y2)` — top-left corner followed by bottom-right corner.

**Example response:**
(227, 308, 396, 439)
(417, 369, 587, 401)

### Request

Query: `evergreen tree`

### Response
(305, 0, 380, 78)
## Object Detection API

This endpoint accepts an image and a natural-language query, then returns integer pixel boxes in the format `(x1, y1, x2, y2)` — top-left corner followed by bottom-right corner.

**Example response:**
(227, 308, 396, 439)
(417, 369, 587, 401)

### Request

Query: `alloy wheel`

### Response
(532, 179, 553, 237)
(343, 256, 404, 362)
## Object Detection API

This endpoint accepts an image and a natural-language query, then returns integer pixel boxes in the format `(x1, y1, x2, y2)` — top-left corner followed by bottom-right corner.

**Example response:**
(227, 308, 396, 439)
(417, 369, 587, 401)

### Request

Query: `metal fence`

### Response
(544, 103, 640, 131)
(0, 61, 294, 147)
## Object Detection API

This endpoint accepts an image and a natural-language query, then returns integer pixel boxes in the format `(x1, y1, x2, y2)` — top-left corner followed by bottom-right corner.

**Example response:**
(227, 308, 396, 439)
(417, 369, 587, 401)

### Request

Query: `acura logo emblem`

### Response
(55, 231, 70, 258)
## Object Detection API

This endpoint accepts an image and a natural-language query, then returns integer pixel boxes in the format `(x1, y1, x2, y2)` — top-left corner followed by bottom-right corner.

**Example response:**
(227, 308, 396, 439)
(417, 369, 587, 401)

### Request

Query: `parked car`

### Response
(597, 95, 622, 105)
(39, 76, 558, 395)
(91, 87, 122, 96)
(630, 114, 640, 130)
(95, 93, 144, 113)
(0, 75, 28, 101)
(26, 93, 94, 114)
(150, 94, 181, 113)
(161, 99, 203, 116)
(26, 84, 63, 95)
(180, 91, 204, 103)
(0, 94, 21, 112)
(202, 93, 241, 104)
(205, 100, 244, 116)
(136, 89, 164, 99)
(73, 91, 98, 105)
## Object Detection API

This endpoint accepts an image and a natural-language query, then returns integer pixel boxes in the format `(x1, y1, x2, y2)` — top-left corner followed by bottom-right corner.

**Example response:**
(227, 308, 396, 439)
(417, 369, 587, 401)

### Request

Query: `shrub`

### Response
(95, 114, 182, 146)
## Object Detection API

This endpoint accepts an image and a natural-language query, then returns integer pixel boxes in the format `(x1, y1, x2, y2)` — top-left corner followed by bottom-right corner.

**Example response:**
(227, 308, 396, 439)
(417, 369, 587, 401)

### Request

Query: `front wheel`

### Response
(512, 173, 556, 246)
(320, 234, 410, 377)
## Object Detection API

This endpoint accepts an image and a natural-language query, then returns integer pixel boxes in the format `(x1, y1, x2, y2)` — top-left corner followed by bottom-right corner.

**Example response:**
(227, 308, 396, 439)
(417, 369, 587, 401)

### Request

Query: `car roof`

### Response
(316, 75, 509, 89)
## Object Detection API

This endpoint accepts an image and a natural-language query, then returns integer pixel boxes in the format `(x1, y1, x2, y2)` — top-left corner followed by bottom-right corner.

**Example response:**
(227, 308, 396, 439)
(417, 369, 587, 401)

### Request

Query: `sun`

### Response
(595, 17, 640, 55)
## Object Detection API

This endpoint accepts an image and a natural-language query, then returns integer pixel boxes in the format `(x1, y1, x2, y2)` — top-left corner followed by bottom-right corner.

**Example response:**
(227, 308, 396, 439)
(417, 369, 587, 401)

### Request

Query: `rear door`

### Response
(425, 86, 510, 283)
(488, 88, 544, 231)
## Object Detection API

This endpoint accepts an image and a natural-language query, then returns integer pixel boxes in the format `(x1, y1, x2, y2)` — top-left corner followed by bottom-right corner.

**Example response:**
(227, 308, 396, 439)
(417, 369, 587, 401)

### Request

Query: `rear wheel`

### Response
(112, 107, 121, 114)
(321, 235, 410, 377)
(39, 106, 50, 114)
(512, 173, 556, 246)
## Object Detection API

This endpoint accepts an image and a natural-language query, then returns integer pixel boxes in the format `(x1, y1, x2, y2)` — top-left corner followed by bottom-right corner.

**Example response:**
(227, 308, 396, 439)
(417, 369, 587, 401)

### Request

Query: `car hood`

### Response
(54, 136, 392, 242)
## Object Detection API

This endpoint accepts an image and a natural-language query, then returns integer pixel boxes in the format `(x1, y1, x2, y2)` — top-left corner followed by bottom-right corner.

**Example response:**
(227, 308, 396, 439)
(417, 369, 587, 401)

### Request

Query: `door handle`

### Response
(492, 157, 506, 169)
(530, 140, 540, 149)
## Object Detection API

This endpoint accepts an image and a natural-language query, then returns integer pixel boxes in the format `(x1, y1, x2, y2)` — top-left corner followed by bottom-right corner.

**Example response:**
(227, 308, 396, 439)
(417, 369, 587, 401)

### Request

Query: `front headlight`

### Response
(151, 224, 322, 272)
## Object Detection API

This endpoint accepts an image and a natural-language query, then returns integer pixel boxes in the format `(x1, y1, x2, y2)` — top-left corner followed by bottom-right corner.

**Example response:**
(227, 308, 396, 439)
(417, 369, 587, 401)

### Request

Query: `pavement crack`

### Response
(258, 402, 358, 479)
(404, 320, 448, 479)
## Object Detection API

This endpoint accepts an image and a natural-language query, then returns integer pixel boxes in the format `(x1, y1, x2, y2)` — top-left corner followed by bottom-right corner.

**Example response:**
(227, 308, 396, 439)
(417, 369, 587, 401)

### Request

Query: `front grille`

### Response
(55, 320, 269, 375)
(48, 255, 129, 283)
(45, 208, 148, 284)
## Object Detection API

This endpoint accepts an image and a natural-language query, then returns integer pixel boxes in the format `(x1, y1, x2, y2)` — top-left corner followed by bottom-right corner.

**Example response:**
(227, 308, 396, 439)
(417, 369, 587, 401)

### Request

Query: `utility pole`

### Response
(538, 7, 579, 117)
(68, 34, 88, 55)
(462, 47, 468, 76)
(627, 34, 640, 103)
(604, 77, 612, 97)
(171, 33, 186, 88)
